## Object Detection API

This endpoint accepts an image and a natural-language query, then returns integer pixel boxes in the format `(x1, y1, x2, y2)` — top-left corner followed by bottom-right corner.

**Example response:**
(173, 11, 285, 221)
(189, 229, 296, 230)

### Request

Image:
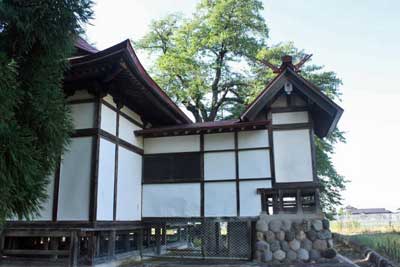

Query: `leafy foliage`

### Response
(0, 0, 93, 222)
(135, 0, 268, 122)
(136, 0, 347, 215)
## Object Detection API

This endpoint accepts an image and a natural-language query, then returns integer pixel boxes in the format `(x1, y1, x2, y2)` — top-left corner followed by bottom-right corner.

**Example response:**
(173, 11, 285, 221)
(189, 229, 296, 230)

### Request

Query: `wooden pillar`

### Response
(250, 220, 256, 260)
(123, 233, 130, 252)
(155, 227, 161, 255)
(296, 189, 303, 213)
(162, 225, 167, 246)
(0, 230, 5, 261)
(186, 226, 190, 246)
(278, 190, 283, 213)
(108, 230, 116, 260)
(146, 229, 151, 248)
(138, 229, 143, 257)
(50, 236, 59, 260)
(69, 231, 79, 267)
(86, 232, 96, 265)
(315, 188, 321, 213)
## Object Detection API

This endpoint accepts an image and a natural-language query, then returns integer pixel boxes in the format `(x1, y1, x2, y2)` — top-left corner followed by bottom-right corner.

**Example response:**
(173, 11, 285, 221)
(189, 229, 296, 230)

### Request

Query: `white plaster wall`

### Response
(272, 111, 309, 125)
(100, 104, 117, 135)
(142, 183, 200, 217)
(238, 130, 269, 149)
(239, 180, 271, 217)
(204, 133, 235, 151)
(271, 95, 287, 108)
(121, 106, 143, 124)
(103, 94, 117, 108)
(119, 116, 143, 148)
(96, 138, 115, 221)
(204, 152, 236, 180)
(144, 135, 200, 154)
(70, 103, 95, 129)
(238, 150, 271, 179)
(33, 173, 55, 220)
(58, 137, 92, 221)
(204, 182, 236, 217)
(116, 147, 142, 221)
(67, 90, 94, 101)
(273, 129, 313, 183)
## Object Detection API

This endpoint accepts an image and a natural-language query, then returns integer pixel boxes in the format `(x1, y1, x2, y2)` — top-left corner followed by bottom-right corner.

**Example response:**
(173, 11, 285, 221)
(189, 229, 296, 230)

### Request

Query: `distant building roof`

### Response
(348, 208, 392, 215)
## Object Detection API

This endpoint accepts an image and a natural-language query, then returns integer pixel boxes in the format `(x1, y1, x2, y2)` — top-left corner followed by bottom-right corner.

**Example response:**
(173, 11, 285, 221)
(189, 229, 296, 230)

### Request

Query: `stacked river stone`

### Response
(255, 216, 336, 263)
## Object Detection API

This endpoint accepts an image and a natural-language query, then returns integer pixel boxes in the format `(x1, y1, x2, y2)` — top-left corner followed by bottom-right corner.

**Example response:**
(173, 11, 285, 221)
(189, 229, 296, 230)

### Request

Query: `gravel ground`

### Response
(123, 258, 357, 267)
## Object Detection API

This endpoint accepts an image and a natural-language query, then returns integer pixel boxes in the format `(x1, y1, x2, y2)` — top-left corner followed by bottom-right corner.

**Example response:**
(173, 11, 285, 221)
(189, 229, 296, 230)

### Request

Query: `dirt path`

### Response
(123, 258, 356, 267)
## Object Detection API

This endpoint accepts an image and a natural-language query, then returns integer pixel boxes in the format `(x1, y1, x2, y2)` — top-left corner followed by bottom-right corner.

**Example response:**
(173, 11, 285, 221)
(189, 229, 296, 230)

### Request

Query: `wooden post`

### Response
(50, 236, 59, 260)
(215, 222, 220, 255)
(155, 227, 161, 255)
(86, 232, 96, 266)
(315, 188, 321, 213)
(138, 229, 143, 258)
(69, 231, 79, 267)
(296, 189, 303, 213)
(250, 220, 256, 260)
(0, 230, 5, 261)
(162, 225, 167, 246)
(108, 230, 116, 260)
(123, 233, 130, 253)
(278, 190, 283, 213)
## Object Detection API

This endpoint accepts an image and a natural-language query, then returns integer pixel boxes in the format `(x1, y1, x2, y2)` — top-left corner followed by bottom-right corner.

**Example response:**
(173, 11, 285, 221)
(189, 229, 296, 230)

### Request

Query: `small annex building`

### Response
(1, 38, 343, 266)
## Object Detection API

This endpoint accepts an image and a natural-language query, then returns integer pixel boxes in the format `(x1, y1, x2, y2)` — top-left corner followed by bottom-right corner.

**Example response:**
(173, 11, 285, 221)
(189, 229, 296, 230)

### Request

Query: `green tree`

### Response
(136, 0, 346, 216)
(0, 0, 93, 222)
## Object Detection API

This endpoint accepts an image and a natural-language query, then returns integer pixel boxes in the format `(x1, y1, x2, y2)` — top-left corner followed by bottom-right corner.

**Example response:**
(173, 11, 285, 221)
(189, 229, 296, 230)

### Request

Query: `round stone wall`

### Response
(255, 214, 336, 264)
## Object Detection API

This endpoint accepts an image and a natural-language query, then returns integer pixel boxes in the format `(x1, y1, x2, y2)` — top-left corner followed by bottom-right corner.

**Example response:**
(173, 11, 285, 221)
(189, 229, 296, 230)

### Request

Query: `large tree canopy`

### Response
(0, 0, 92, 222)
(136, 0, 346, 215)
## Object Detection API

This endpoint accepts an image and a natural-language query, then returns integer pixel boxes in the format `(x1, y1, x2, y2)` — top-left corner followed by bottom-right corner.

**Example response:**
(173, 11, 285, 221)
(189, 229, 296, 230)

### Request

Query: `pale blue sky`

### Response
(86, 0, 400, 211)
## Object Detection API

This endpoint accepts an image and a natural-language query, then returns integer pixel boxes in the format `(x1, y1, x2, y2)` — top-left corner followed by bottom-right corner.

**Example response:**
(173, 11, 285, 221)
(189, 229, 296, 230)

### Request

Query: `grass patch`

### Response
(349, 233, 400, 264)
(331, 220, 400, 234)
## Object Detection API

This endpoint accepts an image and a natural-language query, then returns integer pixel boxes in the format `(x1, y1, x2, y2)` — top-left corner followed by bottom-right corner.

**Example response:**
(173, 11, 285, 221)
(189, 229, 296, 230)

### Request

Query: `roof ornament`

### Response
(261, 54, 313, 73)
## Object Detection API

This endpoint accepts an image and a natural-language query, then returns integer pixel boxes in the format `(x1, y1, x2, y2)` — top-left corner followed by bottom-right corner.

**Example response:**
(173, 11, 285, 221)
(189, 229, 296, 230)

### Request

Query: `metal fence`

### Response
(142, 218, 254, 260)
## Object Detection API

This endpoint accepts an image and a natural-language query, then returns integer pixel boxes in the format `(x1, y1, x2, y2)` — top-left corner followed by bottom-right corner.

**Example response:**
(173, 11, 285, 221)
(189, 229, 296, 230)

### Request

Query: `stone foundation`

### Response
(255, 213, 336, 264)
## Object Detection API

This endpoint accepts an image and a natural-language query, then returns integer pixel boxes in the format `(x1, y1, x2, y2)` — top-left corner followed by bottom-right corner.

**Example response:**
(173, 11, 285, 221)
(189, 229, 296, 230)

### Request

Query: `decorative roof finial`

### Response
(260, 54, 313, 73)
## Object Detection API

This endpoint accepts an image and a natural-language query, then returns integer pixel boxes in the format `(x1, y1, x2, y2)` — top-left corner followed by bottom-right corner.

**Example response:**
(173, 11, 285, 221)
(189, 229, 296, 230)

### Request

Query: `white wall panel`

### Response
(273, 129, 313, 183)
(272, 111, 309, 125)
(119, 116, 143, 148)
(204, 133, 235, 151)
(58, 137, 92, 221)
(238, 130, 269, 149)
(97, 138, 115, 221)
(121, 106, 142, 124)
(204, 182, 236, 217)
(142, 183, 200, 217)
(144, 135, 200, 154)
(67, 90, 94, 101)
(204, 152, 235, 180)
(116, 147, 142, 221)
(239, 180, 271, 217)
(271, 95, 287, 108)
(70, 103, 95, 129)
(100, 104, 117, 135)
(34, 174, 55, 220)
(239, 150, 271, 179)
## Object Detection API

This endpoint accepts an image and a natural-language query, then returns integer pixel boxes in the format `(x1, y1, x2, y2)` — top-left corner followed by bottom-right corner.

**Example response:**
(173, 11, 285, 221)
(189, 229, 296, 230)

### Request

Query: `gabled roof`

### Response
(66, 39, 192, 126)
(241, 66, 343, 138)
